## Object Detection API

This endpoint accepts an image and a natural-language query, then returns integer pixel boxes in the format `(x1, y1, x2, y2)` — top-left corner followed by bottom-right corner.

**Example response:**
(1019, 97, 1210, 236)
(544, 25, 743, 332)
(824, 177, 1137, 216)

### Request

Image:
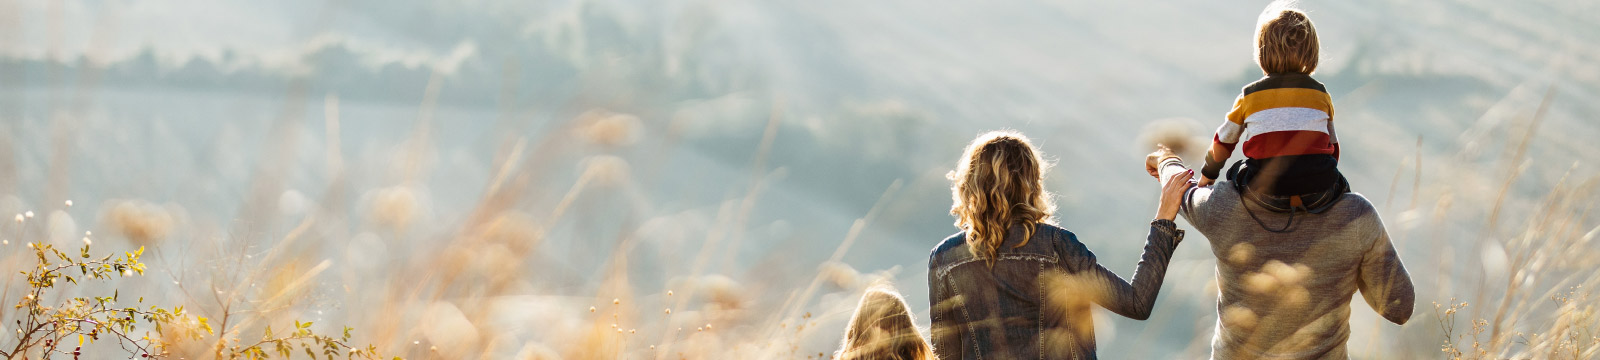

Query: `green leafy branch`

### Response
(1, 242, 394, 360)
(219, 321, 387, 360)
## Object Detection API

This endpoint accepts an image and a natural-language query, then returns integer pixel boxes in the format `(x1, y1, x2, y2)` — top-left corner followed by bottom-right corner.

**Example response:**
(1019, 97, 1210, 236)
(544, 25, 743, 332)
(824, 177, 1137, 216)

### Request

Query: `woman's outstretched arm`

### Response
(1063, 169, 1192, 320)
(1073, 220, 1184, 320)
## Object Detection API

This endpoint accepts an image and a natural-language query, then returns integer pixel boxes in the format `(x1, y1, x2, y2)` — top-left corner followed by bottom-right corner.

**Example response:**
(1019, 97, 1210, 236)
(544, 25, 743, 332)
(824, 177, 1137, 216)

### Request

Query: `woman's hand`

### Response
(1156, 168, 1194, 221)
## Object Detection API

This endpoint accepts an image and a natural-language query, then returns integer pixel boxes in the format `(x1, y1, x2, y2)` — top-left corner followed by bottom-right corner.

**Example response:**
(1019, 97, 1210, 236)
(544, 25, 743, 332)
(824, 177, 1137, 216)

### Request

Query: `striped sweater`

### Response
(1214, 73, 1339, 160)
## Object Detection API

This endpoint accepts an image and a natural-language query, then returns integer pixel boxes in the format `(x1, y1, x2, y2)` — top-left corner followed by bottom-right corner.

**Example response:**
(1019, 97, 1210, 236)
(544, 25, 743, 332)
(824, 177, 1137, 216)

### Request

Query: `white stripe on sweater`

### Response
(1215, 121, 1244, 143)
(1240, 107, 1331, 143)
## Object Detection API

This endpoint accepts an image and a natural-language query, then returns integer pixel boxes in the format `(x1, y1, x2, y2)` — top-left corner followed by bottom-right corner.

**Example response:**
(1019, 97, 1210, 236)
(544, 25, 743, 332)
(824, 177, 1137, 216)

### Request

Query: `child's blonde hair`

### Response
(836, 284, 932, 360)
(1254, 2, 1320, 74)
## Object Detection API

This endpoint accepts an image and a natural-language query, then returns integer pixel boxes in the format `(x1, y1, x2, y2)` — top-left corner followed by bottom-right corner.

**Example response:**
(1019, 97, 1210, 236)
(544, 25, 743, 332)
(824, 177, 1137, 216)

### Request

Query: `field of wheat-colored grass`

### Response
(1, 0, 1598, 359)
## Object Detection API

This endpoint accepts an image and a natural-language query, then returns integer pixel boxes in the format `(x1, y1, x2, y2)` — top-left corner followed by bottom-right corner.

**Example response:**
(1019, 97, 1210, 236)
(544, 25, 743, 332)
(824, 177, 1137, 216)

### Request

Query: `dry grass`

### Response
(0, 36, 1591, 360)
(2, 94, 1596, 359)
(1421, 88, 1600, 360)
(0, 93, 898, 359)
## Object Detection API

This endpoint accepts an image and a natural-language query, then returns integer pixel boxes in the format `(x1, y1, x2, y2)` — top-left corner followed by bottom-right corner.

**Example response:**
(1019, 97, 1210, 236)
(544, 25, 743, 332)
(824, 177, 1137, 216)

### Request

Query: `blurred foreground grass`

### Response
(1, 87, 1596, 359)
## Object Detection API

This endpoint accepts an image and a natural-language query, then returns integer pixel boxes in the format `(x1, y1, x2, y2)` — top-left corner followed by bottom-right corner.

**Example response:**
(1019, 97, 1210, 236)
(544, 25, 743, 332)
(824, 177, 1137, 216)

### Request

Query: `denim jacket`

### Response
(928, 221, 1183, 360)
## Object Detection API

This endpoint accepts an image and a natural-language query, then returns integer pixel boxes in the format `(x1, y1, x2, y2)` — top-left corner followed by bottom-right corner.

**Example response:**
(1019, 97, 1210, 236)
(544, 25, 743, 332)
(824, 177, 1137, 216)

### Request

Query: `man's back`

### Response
(1176, 179, 1414, 359)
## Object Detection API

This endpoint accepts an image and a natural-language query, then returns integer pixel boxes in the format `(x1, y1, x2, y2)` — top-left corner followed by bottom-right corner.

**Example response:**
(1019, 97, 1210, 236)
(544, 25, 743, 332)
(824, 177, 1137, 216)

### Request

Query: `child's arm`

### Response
(1329, 119, 1340, 161)
(1199, 141, 1233, 186)
(1203, 94, 1247, 185)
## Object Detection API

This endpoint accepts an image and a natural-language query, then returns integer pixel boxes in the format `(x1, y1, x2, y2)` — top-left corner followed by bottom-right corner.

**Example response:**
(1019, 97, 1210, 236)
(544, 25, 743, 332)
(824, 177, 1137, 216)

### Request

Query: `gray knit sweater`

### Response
(1159, 159, 1414, 360)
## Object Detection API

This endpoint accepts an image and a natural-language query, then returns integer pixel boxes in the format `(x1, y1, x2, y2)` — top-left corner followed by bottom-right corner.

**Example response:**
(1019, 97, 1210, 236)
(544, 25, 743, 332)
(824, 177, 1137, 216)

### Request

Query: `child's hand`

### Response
(1145, 146, 1179, 179)
(1197, 176, 1215, 187)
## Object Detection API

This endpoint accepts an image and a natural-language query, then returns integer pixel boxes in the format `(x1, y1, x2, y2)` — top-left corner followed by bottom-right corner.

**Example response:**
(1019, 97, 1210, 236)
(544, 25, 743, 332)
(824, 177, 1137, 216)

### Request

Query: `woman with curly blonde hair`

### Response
(928, 130, 1193, 359)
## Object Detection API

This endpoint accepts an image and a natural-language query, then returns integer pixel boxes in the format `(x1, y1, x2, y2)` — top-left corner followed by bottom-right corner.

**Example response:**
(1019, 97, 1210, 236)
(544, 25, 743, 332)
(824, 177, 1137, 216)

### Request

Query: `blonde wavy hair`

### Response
(948, 130, 1056, 266)
(836, 284, 932, 360)
(1254, 2, 1320, 74)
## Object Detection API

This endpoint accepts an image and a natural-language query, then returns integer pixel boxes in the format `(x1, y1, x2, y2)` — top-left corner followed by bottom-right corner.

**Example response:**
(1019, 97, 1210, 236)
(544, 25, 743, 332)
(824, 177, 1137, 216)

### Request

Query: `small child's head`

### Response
(1254, 2, 1320, 74)
(836, 283, 932, 360)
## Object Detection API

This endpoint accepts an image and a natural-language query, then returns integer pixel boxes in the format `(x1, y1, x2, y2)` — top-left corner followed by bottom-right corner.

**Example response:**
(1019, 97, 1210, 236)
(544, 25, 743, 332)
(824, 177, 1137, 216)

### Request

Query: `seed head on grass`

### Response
(477, 211, 541, 256)
(421, 301, 481, 358)
(1138, 117, 1207, 158)
(581, 155, 632, 186)
(1227, 243, 1255, 265)
(819, 261, 863, 290)
(107, 200, 174, 245)
(370, 185, 420, 232)
(700, 274, 746, 310)
(577, 110, 642, 147)
(1222, 306, 1259, 330)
